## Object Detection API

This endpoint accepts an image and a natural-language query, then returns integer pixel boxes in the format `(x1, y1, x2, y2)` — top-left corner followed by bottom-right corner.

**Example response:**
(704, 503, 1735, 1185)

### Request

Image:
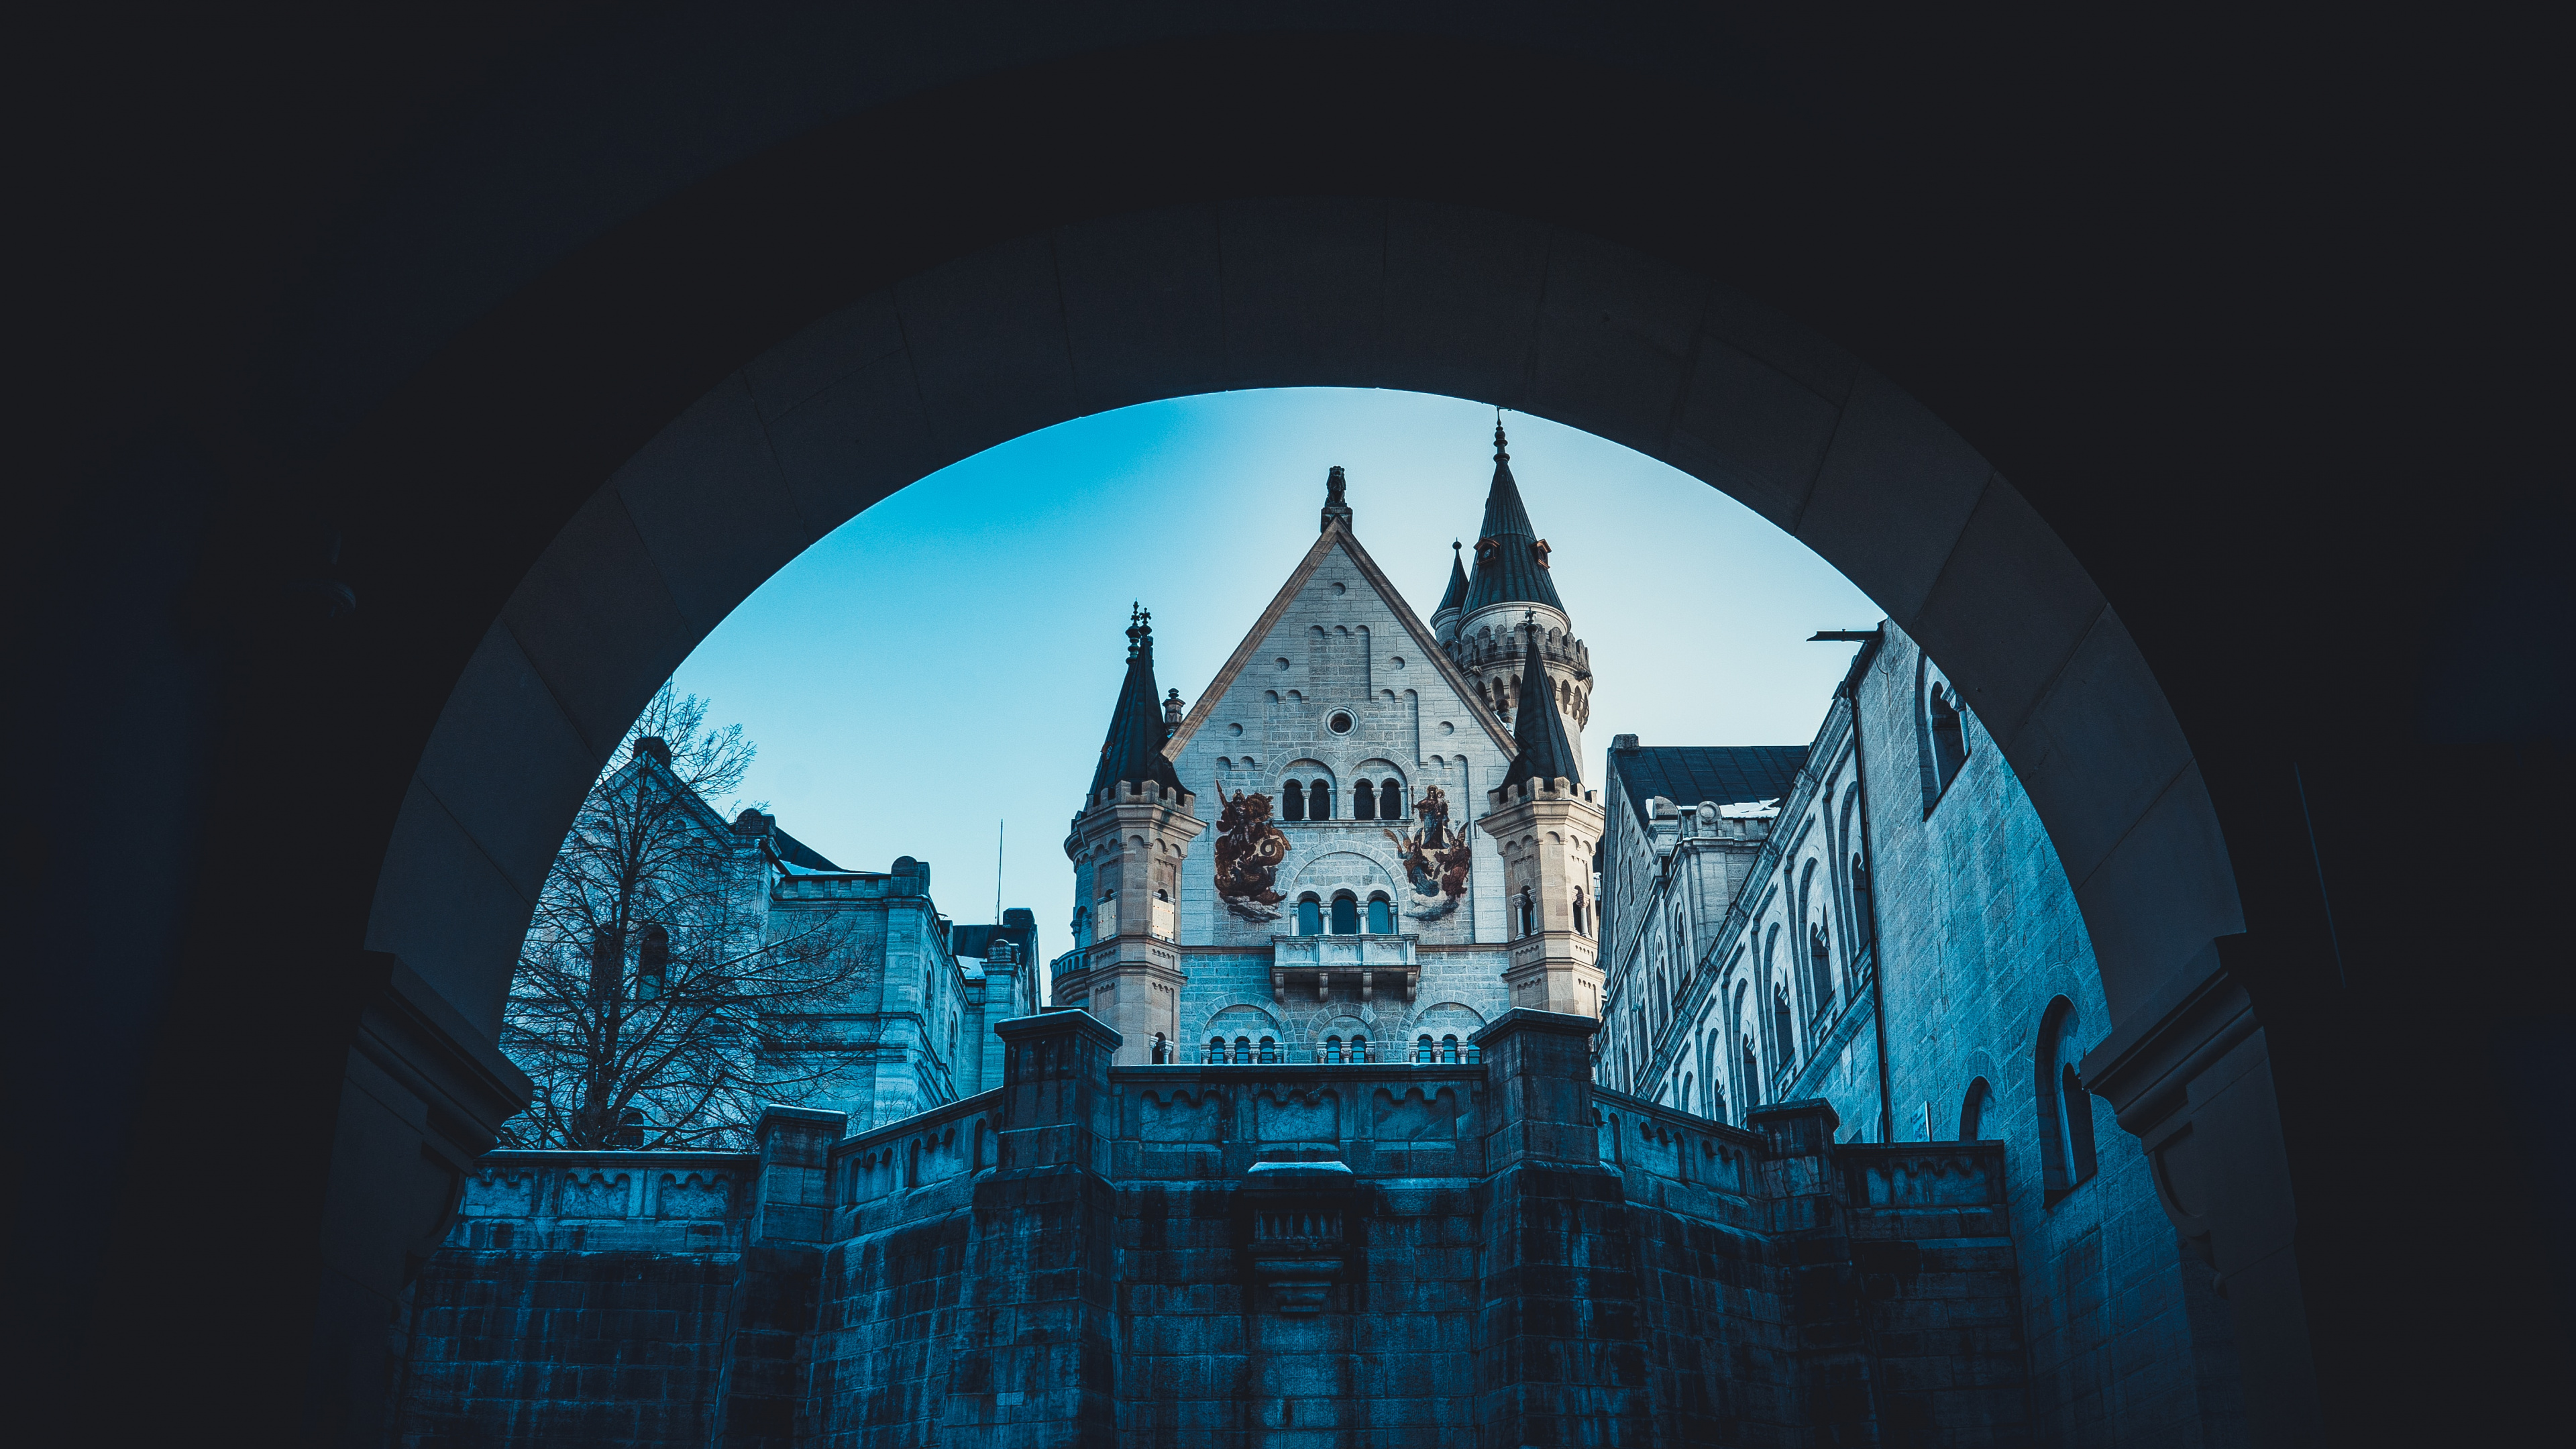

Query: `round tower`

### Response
(1057, 605, 1207, 1064)
(1442, 421, 1593, 764)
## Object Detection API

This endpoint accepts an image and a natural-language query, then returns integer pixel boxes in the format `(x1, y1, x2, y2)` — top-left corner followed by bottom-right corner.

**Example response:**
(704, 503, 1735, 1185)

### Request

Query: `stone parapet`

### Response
(449, 1148, 758, 1253)
(1471, 1008, 1601, 1169)
(994, 1009, 1123, 1177)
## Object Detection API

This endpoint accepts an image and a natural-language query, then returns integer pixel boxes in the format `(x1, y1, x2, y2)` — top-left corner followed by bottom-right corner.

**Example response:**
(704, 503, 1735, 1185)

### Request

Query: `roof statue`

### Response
(1086, 603, 1186, 799)
(1320, 464, 1354, 531)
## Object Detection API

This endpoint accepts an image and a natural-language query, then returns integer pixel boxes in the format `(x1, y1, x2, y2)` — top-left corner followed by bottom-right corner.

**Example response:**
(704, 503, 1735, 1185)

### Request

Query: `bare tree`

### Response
(500, 683, 869, 1148)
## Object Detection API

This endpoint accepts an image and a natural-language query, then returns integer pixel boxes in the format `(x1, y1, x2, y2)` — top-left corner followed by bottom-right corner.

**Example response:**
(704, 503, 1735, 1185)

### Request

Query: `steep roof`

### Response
(1434, 542, 1470, 617)
(1461, 422, 1566, 619)
(1087, 606, 1185, 798)
(1500, 616, 1584, 790)
(769, 825, 842, 873)
(1606, 744, 1809, 830)
(1165, 521, 1520, 761)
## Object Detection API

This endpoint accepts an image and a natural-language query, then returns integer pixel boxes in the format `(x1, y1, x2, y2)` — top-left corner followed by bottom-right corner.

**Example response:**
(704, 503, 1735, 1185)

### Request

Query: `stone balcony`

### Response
(1268, 932, 1419, 1004)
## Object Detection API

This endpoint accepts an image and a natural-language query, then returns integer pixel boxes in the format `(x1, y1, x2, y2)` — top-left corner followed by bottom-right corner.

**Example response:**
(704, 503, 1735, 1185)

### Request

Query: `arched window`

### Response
(1680, 1073, 1694, 1118)
(1713, 1082, 1729, 1126)
(1282, 780, 1306, 821)
(1809, 922, 1835, 1014)
(1959, 1076, 1992, 1140)
(611, 1108, 646, 1148)
(2034, 998, 2098, 1197)
(1324, 1036, 1343, 1064)
(1572, 888, 1589, 937)
(636, 924, 668, 1000)
(1441, 1034, 1460, 1065)
(1296, 894, 1322, 936)
(1928, 683, 1968, 795)
(1207, 1036, 1225, 1065)
(1329, 892, 1359, 934)
(1772, 987, 1794, 1075)
(1849, 855, 1873, 954)
(1379, 780, 1401, 819)
(1741, 1036, 1760, 1108)
(1366, 893, 1393, 934)
(1234, 1035, 1252, 1064)
(1417, 1034, 1435, 1065)
(1354, 780, 1377, 820)
(1259, 1036, 1279, 1065)
(1350, 1035, 1369, 1063)
(1516, 885, 1536, 938)
(1310, 781, 1333, 819)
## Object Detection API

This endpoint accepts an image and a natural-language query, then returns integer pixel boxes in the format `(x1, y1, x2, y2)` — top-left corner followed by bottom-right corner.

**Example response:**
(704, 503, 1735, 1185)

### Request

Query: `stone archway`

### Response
(44, 13, 2562, 1444)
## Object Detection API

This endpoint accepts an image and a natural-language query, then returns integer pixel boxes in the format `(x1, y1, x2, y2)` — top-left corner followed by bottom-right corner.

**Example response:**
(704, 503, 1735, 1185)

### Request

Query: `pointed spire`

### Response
(1320, 464, 1353, 533)
(1501, 610, 1581, 790)
(1087, 604, 1186, 800)
(1436, 540, 1470, 618)
(1463, 417, 1567, 619)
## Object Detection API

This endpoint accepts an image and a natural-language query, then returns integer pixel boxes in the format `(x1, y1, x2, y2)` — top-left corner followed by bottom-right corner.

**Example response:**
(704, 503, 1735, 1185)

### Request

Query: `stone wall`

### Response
(399, 1009, 2045, 1447)
(394, 1152, 758, 1448)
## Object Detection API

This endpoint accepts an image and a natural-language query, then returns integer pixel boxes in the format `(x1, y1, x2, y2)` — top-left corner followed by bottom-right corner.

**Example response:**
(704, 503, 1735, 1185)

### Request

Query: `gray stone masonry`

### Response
(398, 1010, 2043, 1446)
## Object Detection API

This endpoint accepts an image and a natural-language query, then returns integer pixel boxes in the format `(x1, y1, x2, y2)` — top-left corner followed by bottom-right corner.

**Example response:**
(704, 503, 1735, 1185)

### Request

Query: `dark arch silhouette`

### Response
(15, 11, 2561, 1444)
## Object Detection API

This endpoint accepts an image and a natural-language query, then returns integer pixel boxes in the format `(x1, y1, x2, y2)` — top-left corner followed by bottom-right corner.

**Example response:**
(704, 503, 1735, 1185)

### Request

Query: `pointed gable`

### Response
(1165, 522, 1517, 760)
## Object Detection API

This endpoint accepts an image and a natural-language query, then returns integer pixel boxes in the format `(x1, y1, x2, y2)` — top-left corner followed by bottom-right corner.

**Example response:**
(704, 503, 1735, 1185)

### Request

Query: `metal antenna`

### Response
(994, 817, 1006, 925)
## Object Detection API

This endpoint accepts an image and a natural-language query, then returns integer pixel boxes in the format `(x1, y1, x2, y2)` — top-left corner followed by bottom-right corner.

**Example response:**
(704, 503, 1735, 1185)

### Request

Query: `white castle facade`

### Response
(1050, 426, 1608, 1065)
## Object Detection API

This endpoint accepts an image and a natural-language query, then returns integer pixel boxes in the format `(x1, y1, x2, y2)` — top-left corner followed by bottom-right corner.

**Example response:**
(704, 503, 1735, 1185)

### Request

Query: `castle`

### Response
(1051, 423, 1605, 1074)
(391, 435, 2243, 1447)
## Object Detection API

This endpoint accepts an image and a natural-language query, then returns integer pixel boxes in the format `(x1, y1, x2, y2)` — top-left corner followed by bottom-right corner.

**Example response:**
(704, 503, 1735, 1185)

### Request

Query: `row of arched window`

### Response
(1198, 1033, 1479, 1065)
(1281, 778, 1404, 821)
(1293, 890, 1395, 936)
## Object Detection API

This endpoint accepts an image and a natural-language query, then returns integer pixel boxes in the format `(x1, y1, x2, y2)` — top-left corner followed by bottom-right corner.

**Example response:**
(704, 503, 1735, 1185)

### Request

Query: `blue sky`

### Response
(669, 388, 1878, 963)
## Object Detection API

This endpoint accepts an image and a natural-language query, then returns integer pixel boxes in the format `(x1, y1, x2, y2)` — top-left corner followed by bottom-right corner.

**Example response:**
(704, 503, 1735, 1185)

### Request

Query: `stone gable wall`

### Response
(1171, 538, 1513, 951)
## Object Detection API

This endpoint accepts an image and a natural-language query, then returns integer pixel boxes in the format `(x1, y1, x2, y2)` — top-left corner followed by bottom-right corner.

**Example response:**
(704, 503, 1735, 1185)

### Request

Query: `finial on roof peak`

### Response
(1494, 412, 1510, 464)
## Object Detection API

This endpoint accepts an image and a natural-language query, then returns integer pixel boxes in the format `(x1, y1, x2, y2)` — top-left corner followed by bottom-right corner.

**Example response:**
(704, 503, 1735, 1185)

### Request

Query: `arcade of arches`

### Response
(13, 9, 2563, 1446)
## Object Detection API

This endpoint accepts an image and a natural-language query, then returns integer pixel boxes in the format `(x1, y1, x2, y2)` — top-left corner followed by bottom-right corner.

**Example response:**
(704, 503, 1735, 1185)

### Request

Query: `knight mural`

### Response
(1385, 784, 1472, 919)
(1212, 779, 1291, 920)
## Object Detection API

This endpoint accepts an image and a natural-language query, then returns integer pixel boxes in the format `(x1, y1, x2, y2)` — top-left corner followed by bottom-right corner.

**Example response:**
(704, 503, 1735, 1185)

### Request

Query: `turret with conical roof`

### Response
(1479, 610, 1607, 1018)
(1061, 606, 1205, 1064)
(1087, 605, 1186, 802)
(1501, 612, 1581, 792)
(1442, 419, 1593, 769)
(1432, 541, 1471, 644)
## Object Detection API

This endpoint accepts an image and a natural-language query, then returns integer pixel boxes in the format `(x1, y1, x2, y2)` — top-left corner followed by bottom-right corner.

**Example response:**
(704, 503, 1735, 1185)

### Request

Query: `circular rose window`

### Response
(1328, 710, 1354, 735)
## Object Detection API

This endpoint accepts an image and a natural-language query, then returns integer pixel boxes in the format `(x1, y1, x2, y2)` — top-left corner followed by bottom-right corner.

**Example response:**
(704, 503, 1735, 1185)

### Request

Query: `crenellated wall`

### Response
(396, 1010, 2037, 1447)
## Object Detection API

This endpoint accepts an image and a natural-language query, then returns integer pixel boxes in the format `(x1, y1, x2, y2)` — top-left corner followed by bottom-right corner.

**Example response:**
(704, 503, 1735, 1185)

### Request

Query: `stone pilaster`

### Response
(951, 1010, 1122, 1448)
(1477, 775, 1608, 1018)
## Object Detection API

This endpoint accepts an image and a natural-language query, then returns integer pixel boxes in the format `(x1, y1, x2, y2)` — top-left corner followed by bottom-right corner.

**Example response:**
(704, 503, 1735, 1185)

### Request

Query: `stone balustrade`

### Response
(449, 1148, 757, 1253)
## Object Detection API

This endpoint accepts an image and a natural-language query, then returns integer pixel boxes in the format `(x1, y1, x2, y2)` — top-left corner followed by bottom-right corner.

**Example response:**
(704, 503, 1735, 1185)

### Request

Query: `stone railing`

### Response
(1593, 1086, 1761, 1199)
(1836, 1142, 2009, 1209)
(1108, 1060, 1489, 1181)
(451, 1149, 758, 1252)
(1267, 932, 1419, 1004)
(830, 1087, 1002, 1219)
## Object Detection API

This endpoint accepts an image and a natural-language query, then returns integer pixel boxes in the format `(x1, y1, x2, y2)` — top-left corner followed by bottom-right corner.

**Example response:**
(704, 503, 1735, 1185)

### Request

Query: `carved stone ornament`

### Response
(1214, 775, 1291, 921)
(1383, 785, 1472, 919)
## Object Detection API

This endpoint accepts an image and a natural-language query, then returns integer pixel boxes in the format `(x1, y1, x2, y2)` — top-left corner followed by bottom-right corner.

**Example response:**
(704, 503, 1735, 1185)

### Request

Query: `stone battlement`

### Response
(398, 1012, 2037, 1446)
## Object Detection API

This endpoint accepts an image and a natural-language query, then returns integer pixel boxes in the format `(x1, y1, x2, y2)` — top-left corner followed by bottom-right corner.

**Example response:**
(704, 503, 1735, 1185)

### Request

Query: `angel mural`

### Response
(1212, 775, 1291, 921)
(1384, 785, 1473, 918)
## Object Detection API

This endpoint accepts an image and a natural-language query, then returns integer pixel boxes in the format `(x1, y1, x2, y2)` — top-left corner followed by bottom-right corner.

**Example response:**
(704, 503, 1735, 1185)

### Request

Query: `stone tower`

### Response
(1479, 612, 1607, 1018)
(1057, 606, 1208, 1064)
(1443, 421, 1593, 764)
